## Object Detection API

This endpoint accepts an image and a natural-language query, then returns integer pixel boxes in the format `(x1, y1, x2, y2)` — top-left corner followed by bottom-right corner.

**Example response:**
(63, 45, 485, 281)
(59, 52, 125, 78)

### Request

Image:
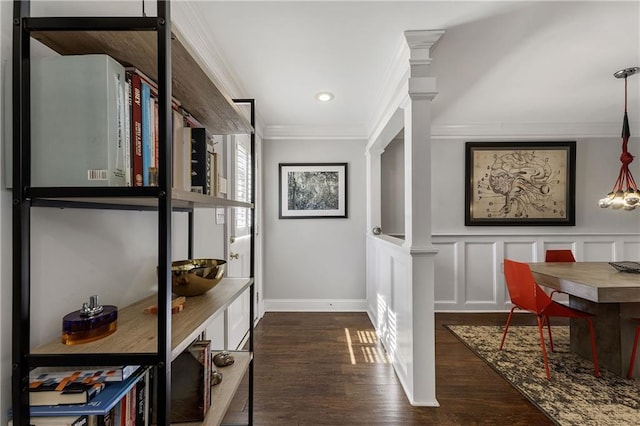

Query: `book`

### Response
(29, 379, 104, 406)
(128, 72, 144, 187)
(190, 128, 209, 194)
(30, 366, 141, 383)
(30, 54, 127, 187)
(134, 370, 147, 426)
(27, 368, 147, 417)
(123, 77, 132, 187)
(140, 81, 153, 186)
(9, 415, 89, 426)
(123, 66, 181, 112)
(96, 407, 116, 426)
(172, 109, 185, 192)
(153, 98, 159, 186)
(170, 340, 211, 422)
(182, 127, 193, 192)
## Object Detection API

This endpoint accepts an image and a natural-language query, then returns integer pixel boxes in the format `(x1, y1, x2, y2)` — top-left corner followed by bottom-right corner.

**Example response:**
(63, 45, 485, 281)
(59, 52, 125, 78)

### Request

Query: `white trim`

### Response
(367, 36, 411, 139)
(260, 121, 639, 141)
(433, 232, 639, 238)
(173, 3, 269, 131)
(431, 122, 638, 139)
(173, 3, 246, 99)
(264, 299, 367, 312)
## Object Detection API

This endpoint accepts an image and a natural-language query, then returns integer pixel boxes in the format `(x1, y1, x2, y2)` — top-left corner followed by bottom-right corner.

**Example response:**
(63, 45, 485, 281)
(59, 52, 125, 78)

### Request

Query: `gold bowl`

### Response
(171, 259, 226, 297)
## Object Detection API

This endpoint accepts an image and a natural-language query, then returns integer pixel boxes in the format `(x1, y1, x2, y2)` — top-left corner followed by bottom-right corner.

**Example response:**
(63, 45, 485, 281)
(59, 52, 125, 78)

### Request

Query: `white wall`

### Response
(430, 135, 640, 311)
(263, 138, 367, 311)
(432, 136, 640, 235)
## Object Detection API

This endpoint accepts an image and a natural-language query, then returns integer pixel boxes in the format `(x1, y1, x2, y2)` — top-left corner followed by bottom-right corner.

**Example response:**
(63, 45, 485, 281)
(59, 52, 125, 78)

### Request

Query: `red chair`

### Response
(500, 259, 600, 379)
(627, 320, 640, 378)
(545, 249, 576, 262)
(545, 249, 576, 298)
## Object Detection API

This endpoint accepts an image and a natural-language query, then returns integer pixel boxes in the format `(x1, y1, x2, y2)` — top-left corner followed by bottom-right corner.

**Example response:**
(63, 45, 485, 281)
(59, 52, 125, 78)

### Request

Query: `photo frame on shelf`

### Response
(279, 163, 348, 219)
(465, 141, 576, 226)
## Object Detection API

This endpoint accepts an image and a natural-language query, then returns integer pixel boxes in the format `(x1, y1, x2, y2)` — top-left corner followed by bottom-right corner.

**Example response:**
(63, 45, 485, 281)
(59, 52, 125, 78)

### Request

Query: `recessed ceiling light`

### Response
(315, 91, 334, 102)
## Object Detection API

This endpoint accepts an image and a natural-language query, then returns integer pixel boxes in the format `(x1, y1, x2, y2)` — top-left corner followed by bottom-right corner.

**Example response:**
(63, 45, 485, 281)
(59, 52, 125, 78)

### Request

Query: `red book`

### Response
(129, 73, 144, 187)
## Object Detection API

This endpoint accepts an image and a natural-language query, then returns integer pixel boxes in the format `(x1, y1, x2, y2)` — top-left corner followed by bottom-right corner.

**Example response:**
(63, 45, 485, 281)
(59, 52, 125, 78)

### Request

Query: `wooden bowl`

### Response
(171, 259, 226, 296)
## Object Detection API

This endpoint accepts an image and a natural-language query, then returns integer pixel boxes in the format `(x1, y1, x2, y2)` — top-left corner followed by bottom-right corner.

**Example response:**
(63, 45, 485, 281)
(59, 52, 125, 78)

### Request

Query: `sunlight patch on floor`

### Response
(345, 328, 391, 365)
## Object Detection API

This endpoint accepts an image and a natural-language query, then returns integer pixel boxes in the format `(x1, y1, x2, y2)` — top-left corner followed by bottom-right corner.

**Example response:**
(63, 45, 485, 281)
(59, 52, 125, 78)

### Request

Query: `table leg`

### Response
(569, 297, 640, 377)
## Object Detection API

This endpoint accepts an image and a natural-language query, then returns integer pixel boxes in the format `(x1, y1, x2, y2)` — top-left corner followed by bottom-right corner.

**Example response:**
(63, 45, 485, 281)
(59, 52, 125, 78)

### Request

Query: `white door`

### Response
(226, 133, 252, 350)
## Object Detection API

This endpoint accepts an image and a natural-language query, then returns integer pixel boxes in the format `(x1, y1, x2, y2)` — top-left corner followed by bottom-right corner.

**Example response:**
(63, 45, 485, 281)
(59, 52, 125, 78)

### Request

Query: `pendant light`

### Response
(598, 67, 640, 210)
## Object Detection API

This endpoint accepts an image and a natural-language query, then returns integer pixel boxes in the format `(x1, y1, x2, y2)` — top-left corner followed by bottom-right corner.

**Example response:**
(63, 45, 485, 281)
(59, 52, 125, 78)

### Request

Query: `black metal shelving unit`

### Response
(11, 1, 255, 424)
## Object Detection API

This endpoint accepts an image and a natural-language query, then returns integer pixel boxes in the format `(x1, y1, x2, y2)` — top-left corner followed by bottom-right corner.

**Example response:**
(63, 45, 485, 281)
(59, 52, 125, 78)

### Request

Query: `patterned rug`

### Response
(445, 325, 640, 426)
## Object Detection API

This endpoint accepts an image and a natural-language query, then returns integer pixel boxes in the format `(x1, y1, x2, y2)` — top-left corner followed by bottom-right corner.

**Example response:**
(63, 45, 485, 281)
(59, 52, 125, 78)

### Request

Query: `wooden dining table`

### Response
(529, 262, 640, 377)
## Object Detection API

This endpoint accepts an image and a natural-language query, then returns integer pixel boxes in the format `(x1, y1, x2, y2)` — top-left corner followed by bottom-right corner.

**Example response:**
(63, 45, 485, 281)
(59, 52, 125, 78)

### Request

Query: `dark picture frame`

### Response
(465, 141, 576, 226)
(279, 163, 348, 219)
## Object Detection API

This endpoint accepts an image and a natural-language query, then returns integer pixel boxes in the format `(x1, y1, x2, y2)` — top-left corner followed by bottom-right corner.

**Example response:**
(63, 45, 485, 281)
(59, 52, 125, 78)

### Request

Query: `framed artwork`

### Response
(465, 141, 576, 226)
(279, 163, 348, 219)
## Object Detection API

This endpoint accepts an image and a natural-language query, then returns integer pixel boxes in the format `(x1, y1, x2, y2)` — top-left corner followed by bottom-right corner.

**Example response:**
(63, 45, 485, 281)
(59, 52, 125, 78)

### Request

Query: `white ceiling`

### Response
(25, 1, 640, 140)
(188, 0, 640, 139)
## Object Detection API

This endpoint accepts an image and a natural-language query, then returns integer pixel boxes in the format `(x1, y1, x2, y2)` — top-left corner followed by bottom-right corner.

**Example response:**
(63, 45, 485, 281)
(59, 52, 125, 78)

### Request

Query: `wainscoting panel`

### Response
(434, 234, 639, 312)
(623, 241, 640, 260)
(464, 242, 497, 305)
(504, 241, 536, 262)
(433, 242, 456, 303)
(583, 241, 615, 261)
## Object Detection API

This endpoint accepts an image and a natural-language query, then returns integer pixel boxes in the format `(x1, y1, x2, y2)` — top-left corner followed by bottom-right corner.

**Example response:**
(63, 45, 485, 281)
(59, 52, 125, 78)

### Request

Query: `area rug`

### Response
(445, 325, 640, 426)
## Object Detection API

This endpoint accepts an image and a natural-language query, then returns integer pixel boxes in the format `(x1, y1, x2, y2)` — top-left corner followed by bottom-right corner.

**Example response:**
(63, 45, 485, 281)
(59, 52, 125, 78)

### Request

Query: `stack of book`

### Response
(10, 366, 148, 426)
(27, 54, 223, 193)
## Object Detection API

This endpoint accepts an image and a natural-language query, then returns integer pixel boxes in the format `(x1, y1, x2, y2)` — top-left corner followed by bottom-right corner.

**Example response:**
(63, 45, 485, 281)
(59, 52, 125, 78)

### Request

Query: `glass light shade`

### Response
(624, 189, 640, 205)
(598, 192, 615, 208)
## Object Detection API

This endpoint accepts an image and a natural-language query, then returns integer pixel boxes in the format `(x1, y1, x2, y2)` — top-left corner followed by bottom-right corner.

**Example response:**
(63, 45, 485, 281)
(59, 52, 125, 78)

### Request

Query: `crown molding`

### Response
(263, 121, 636, 141)
(172, 2, 268, 134)
(431, 121, 639, 139)
(366, 36, 411, 137)
(173, 2, 246, 99)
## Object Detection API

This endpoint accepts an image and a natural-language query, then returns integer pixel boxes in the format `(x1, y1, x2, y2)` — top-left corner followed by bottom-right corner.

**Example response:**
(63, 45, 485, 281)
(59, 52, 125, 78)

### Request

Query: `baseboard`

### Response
(264, 298, 367, 312)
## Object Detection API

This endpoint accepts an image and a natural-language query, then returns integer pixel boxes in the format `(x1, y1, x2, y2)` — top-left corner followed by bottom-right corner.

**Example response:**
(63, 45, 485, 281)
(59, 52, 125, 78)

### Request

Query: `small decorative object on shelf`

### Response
(171, 259, 226, 296)
(61, 295, 118, 345)
(143, 296, 186, 315)
(211, 368, 223, 386)
(213, 351, 235, 367)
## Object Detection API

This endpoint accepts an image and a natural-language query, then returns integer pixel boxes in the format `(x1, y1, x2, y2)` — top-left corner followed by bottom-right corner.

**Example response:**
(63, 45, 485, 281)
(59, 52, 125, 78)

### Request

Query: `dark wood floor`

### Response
(223, 312, 555, 425)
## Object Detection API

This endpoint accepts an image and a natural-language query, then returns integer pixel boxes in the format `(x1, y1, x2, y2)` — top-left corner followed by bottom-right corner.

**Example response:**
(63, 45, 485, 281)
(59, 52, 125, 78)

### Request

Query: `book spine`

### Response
(148, 97, 157, 186)
(96, 407, 115, 426)
(183, 128, 192, 192)
(172, 110, 184, 191)
(129, 74, 143, 187)
(134, 371, 146, 426)
(190, 128, 208, 194)
(153, 100, 159, 186)
(123, 77, 132, 187)
(141, 82, 152, 186)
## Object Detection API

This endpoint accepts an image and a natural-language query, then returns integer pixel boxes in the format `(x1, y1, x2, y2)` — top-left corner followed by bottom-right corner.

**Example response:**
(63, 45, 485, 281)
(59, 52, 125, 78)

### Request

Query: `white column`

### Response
(402, 29, 443, 406)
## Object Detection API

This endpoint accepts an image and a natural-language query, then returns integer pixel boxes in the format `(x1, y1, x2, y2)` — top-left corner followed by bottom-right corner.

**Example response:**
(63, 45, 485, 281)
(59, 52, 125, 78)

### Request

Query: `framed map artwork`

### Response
(465, 141, 576, 226)
(279, 163, 348, 219)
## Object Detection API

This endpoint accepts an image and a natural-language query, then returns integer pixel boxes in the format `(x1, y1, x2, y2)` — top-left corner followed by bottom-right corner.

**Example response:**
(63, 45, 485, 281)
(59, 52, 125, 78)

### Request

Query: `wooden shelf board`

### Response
(35, 190, 252, 210)
(31, 278, 253, 361)
(30, 29, 253, 135)
(174, 351, 252, 426)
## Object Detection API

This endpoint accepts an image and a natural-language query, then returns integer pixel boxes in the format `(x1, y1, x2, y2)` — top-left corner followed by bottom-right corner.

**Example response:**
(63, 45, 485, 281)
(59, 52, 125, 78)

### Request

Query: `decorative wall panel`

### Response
(433, 234, 639, 311)
(464, 242, 497, 304)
